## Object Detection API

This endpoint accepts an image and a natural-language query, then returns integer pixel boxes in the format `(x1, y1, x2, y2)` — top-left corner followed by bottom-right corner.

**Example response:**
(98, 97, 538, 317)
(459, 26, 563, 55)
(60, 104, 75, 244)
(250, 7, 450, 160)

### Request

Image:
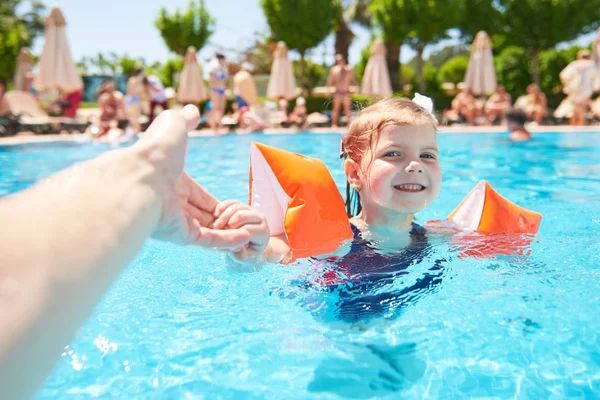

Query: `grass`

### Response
(80, 102, 98, 109)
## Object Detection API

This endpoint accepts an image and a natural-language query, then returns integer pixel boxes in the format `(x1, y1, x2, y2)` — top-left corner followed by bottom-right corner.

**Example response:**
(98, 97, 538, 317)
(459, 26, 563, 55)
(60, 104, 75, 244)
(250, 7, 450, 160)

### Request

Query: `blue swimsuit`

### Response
(316, 223, 444, 323)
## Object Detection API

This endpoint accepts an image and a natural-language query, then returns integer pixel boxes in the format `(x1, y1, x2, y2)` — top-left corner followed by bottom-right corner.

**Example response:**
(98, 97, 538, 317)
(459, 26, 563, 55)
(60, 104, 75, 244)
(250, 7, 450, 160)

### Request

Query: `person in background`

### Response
(0, 79, 10, 116)
(288, 96, 308, 129)
(278, 96, 289, 126)
(22, 72, 38, 98)
(208, 53, 228, 130)
(484, 86, 512, 124)
(62, 88, 83, 119)
(446, 89, 481, 125)
(327, 54, 357, 127)
(125, 67, 145, 135)
(506, 109, 531, 142)
(89, 80, 125, 138)
(143, 75, 169, 124)
(522, 83, 547, 125)
(557, 49, 597, 126)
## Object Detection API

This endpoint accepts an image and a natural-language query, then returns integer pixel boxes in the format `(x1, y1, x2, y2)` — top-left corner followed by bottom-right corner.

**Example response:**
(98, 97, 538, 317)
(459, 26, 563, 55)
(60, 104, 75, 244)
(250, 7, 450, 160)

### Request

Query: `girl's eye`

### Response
(421, 153, 436, 160)
(384, 151, 401, 157)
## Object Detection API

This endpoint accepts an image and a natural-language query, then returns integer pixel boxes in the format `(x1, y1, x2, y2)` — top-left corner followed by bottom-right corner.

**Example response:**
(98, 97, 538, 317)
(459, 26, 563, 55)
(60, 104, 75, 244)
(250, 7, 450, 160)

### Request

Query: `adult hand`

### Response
(138, 105, 251, 249)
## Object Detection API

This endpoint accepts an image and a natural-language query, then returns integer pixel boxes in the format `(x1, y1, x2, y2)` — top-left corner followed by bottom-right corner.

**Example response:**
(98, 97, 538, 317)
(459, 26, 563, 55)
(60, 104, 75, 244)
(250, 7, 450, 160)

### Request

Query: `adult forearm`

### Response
(0, 144, 162, 399)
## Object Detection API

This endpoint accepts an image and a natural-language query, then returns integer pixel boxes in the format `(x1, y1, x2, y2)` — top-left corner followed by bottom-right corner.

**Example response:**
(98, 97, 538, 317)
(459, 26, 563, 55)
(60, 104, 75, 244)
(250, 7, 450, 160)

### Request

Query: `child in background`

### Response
(209, 96, 442, 266)
(506, 109, 532, 142)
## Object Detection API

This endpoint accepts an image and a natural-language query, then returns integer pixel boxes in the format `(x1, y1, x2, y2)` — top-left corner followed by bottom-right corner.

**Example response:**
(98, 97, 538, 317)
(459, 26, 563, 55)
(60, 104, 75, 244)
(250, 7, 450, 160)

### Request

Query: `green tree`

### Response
(160, 57, 185, 88)
(499, 0, 600, 84)
(119, 55, 147, 77)
(144, 58, 184, 88)
(241, 33, 276, 75)
(292, 59, 327, 93)
(456, 0, 502, 42)
(427, 45, 468, 69)
(333, 0, 372, 62)
(0, 0, 46, 81)
(260, 0, 338, 83)
(155, 0, 215, 56)
(438, 54, 469, 84)
(369, 0, 410, 92)
(494, 46, 530, 99)
(76, 56, 92, 75)
(90, 52, 121, 77)
(354, 37, 374, 82)
(402, 0, 460, 93)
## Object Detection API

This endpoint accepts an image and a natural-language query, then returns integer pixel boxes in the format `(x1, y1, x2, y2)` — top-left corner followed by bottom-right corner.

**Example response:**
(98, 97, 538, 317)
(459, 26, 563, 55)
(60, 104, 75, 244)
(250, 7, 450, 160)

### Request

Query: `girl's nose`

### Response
(405, 160, 423, 173)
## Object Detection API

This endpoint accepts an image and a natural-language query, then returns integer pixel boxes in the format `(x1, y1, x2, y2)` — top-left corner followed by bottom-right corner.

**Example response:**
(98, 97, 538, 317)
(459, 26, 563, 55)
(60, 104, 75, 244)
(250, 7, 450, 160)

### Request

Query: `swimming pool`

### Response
(1, 131, 599, 398)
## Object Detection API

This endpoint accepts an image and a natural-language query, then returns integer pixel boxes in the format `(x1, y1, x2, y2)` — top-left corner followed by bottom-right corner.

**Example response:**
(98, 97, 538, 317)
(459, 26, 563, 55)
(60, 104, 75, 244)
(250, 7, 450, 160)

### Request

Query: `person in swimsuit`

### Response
(327, 54, 357, 127)
(209, 53, 228, 130)
(125, 67, 144, 135)
(89, 80, 125, 138)
(143, 75, 169, 124)
(522, 83, 547, 124)
(208, 96, 442, 270)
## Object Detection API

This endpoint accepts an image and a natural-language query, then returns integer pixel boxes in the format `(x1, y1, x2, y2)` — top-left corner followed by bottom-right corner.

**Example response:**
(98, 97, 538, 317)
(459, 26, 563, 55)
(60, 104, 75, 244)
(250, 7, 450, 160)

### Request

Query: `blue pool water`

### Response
(1, 132, 600, 398)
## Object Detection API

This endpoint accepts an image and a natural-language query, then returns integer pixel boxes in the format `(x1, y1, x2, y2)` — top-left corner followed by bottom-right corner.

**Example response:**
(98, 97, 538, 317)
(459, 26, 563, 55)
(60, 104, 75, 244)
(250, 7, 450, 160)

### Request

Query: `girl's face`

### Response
(351, 123, 442, 216)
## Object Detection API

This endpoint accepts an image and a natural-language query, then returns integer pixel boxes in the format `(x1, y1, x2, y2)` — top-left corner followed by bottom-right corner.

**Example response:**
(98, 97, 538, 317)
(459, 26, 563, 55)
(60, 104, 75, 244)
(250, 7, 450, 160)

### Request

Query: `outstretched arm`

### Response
(0, 106, 249, 399)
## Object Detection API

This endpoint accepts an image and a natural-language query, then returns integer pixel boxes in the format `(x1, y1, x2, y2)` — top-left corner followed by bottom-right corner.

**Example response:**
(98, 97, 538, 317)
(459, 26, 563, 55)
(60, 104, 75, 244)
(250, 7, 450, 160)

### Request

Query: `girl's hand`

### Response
(212, 200, 270, 263)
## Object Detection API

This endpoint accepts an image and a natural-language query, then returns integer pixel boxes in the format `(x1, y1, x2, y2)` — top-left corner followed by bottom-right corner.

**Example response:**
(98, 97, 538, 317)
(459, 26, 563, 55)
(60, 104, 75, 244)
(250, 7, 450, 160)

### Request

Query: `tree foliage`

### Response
(427, 45, 468, 69)
(370, 0, 461, 92)
(0, 0, 46, 81)
(402, 0, 460, 92)
(354, 37, 373, 82)
(539, 46, 584, 107)
(456, 0, 502, 42)
(438, 54, 469, 84)
(494, 46, 530, 98)
(241, 33, 276, 75)
(292, 59, 327, 92)
(144, 57, 184, 88)
(260, 0, 337, 58)
(498, 0, 600, 83)
(260, 0, 337, 84)
(333, 0, 372, 62)
(369, 0, 411, 91)
(155, 0, 215, 56)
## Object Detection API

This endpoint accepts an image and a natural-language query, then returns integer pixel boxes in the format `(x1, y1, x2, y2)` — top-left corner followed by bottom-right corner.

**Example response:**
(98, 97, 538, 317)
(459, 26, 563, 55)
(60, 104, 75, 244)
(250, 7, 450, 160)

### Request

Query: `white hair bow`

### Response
(412, 93, 434, 113)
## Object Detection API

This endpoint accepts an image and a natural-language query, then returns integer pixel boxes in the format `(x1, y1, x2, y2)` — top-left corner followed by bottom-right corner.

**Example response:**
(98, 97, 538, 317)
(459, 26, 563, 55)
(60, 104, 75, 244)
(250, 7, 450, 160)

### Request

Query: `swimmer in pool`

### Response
(506, 109, 532, 142)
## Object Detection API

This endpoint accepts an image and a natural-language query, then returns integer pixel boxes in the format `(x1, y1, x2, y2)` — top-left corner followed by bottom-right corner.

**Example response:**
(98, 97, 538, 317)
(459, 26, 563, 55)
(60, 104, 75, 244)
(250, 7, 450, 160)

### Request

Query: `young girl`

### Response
(211, 97, 442, 266)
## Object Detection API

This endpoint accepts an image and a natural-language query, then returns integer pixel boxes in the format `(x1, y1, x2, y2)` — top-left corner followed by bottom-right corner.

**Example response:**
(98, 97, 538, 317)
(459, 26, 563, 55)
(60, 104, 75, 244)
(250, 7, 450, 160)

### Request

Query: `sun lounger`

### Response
(0, 115, 19, 136)
(4, 90, 90, 134)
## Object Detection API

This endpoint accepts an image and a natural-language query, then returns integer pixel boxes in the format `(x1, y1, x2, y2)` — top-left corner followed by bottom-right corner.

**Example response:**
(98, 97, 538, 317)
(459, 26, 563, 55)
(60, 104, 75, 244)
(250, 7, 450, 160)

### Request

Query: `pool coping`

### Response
(2, 124, 600, 146)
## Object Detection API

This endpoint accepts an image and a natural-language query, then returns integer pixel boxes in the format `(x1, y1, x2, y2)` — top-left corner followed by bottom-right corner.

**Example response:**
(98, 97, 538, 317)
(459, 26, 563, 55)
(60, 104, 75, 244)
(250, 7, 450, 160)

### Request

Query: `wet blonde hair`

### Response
(340, 97, 438, 217)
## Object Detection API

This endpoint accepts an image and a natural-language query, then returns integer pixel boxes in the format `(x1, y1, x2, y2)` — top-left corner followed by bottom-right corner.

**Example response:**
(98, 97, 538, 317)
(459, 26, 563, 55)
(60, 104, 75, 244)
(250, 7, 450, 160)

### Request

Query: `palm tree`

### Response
(336, 0, 406, 92)
(334, 0, 371, 62)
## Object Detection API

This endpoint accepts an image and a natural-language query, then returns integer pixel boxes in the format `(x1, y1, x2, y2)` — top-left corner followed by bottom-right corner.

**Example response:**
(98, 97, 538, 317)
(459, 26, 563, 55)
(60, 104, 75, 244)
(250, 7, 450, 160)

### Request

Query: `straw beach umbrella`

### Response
(233, 62, 258, 106)
(463, 31, 497, 96)
(177, 47, 207, 104)
(14, 48, 34, 91)
(361, 39, 393, 98)
(33, 6, 83, 93)
(266, 41, 296, 100)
